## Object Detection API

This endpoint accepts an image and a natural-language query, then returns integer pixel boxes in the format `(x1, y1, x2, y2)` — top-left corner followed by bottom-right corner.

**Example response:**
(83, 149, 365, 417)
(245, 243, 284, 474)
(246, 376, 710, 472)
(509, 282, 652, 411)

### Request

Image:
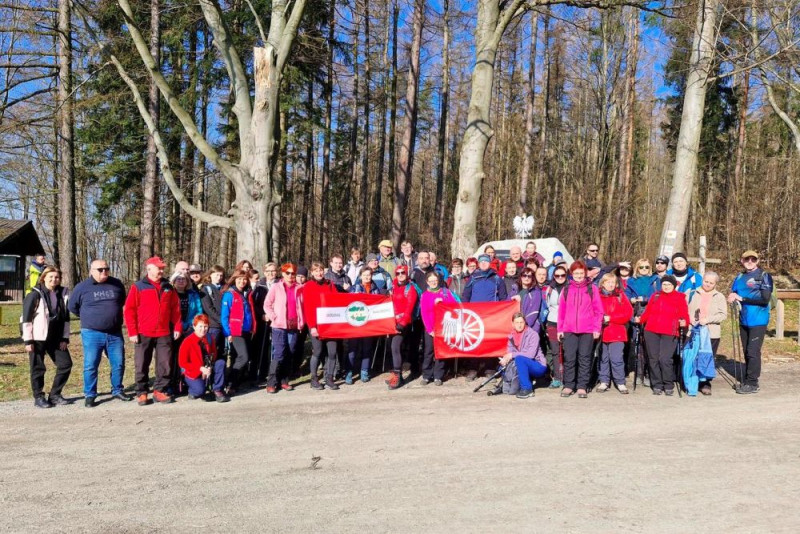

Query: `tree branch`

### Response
(115, 0, 237, 181)
(277, 0, 308, 71)
(243, 0, 268, 43)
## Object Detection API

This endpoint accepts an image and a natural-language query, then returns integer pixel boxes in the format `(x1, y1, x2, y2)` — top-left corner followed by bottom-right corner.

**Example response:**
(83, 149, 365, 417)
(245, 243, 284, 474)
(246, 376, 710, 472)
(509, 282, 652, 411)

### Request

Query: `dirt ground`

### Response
(2, 361, 799, 533)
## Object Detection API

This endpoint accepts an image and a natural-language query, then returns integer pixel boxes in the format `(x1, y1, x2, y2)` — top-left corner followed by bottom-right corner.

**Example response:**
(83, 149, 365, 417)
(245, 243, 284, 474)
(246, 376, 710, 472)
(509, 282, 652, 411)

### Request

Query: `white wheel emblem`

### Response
(441, 308, 485, 352)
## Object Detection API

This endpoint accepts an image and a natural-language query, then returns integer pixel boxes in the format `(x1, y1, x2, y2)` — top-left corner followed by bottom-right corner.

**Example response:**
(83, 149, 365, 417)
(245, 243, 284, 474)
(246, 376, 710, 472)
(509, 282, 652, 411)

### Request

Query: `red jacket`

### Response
(391, 282, 419, 327)
(301, 278, 339, 330)
(600, 290, 633, 343)
(639, 290, 690, 337)
(124, 277, 181, 338)
(498, 259, 524, 278)
(178, 333, 216, 380)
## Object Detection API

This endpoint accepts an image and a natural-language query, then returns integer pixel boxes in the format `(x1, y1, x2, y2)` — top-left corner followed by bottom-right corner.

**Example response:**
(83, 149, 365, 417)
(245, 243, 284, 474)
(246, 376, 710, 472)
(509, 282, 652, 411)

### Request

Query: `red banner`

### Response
(316, 293, 396, 339)
(434, 301, 518, 359)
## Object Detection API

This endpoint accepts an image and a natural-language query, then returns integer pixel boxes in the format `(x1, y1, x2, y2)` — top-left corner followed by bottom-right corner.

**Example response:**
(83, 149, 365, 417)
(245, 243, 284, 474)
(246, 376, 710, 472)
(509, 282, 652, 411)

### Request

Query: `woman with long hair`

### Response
(220, 268, 256, 394)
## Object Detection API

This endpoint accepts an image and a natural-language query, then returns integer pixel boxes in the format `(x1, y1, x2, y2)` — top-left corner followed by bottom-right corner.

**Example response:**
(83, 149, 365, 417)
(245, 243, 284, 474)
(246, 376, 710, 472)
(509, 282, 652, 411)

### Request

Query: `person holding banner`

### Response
(303, 262, 341, 390)
(345, 267, 383, 384)
(499, 313, 548, 398)
(263, 263, 304, 393)
(388, 265, 419, 390)
(420, 271, 459, 385)
(557, 261, 604, 399)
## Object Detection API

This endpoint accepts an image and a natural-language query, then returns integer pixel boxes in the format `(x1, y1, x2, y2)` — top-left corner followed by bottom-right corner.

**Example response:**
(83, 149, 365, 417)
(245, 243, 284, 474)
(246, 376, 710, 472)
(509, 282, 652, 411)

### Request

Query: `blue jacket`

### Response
(68, 276, 127, 334)
(350, 281, 383, 295)
(177, 289, 204, 334)
(624, 275, 658, 313)
(682, 325, 716, 396)
(220, 289, 254, 337)
(370, 266, 393, 294)
(731, 268, 772, 327)
(434, 263, 450, 283)
(667, 267, 703, 296)
(463, 269, 507, 303)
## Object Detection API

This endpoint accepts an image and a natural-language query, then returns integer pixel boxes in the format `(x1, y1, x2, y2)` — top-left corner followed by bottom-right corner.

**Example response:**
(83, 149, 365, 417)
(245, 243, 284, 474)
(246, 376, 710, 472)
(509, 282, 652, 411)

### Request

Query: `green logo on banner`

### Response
(346, 301, 370, 327)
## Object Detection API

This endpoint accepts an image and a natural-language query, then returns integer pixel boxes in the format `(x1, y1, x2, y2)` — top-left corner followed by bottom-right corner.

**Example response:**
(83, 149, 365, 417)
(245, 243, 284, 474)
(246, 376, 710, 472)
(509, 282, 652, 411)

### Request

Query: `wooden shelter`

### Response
(0, 219, 46, 302)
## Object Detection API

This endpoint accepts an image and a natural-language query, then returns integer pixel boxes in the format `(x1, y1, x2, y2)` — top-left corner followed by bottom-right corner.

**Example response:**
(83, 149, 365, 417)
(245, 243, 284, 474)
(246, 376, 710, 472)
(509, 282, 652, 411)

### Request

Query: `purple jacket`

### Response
(508, 327, 546, 366)
(420, 287, 458, 334)
(521, 287, 543, 330)
(557, 279, 604, 335)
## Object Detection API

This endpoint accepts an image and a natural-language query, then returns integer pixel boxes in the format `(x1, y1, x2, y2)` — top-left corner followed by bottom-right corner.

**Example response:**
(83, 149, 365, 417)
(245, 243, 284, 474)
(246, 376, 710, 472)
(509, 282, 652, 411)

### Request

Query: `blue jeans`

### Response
(269, 328, 299, 387)
(184, 359, 226, 396)
(514, 356, 547, 391)
(81, 329, 125, 397)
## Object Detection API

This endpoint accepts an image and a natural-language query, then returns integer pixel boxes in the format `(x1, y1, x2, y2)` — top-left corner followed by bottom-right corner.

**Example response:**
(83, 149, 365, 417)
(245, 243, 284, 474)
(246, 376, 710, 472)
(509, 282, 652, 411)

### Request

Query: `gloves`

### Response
(396, 324, 404, 333)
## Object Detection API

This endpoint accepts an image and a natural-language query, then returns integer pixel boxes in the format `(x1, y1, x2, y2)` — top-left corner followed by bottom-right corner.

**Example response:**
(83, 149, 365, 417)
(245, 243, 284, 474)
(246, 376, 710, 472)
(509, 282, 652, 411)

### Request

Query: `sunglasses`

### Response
(521, 274, 533, 278)
(283, 271, 296, 275)
(588, 249, 598, 253)
(656, 261, 668, 265)
(397, 272, 407, 276)
(95, 267, 110, 272)
(638, 266, 651, 270)
(743, 257, 758, 262)
(554, 274, 567, 279)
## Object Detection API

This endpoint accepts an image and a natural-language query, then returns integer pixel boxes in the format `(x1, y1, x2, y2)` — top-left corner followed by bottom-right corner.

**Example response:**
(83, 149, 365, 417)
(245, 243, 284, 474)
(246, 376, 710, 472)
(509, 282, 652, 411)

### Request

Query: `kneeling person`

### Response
(500, 313, 548, 399)
(179, 314, 229, 402)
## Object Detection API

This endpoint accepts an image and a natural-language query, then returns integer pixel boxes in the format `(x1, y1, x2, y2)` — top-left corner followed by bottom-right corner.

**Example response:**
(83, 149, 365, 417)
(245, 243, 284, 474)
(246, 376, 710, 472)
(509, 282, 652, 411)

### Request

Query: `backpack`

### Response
(561, 281, 593, 302)
(404, 281, 423, 320)
(502, 359, 520, 395)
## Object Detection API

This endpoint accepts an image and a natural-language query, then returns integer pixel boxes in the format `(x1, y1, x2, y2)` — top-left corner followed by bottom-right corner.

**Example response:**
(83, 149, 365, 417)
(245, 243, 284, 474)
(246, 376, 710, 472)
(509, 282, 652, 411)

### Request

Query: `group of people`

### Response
(20, 239, 772, 408)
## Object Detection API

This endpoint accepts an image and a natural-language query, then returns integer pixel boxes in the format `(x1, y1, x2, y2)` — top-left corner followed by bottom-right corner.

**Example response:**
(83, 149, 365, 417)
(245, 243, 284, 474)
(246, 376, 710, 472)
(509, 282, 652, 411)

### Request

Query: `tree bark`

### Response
(57, 0, 76, 287)
(360, 0, 371, 249)
(391, 0, 424, 247)
(386, 0, 399, 223)
(319, 0, 335, 259)
(141, 0, 160, 265)
(658, 0, 719, 255)
(519, 11, 538, 216)
(433, 0, 451, 240)
(371, 0, 391, 243)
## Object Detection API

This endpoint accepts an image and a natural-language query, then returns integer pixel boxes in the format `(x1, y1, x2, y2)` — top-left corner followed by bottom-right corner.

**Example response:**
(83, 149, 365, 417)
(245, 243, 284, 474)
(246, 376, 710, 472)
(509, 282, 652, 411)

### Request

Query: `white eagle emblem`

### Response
(513, 214, 534, 238)
(441, 308, 485, 352)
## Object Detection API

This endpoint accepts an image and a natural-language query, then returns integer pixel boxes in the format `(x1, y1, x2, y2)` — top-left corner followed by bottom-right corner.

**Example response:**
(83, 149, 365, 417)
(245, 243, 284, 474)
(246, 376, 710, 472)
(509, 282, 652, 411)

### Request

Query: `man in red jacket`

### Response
(124, 256, 182, 405)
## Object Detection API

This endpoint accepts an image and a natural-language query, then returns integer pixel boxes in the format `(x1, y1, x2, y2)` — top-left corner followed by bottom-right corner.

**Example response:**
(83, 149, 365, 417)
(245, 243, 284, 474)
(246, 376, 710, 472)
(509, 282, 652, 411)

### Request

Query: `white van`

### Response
(473, 237, 574, 267)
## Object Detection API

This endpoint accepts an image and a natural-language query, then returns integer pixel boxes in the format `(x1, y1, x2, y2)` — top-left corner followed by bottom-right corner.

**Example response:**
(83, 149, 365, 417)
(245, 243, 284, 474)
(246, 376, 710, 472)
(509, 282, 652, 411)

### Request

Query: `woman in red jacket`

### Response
(302, 261, 342, 390)
(178, 314, 229, 402)
(596, 273, 634, 394)
(387, 265, 418, 389)
(636, 275, 689, 396)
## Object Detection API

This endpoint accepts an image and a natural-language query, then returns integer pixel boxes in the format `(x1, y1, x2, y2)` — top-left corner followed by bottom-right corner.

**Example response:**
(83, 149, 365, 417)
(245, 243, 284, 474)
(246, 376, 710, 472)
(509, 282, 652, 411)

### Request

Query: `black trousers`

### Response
(643, 331, 677, 391)
(391, 325, 411, 372)
(408, 319, 424, 375)
(29, 339, 72, 398)
(310, 336, 338, 382)
(228, 333, 252, 388)
(562, 332, 594, 390)
(134, 334, 172, 394)
(740, 325, 765, 386)
(422, 332, 446, 381)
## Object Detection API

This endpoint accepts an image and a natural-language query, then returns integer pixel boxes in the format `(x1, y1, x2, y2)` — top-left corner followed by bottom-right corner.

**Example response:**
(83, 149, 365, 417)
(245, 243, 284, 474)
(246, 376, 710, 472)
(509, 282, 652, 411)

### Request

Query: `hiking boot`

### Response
(311, 380, 325, 391)
(420, 377, 431, 386)
(652, 389, 663, 396)
(113, 391, 133, 402)
(137, 393, 149, 406)
(560, 388, 574, 397)
(549, 380, 563, 389)
(48, 394, 70, 406)
(266, 385, 278, 394)
(85, 397, 97, 408)
(281, 383, 294, 391)
(360, 370, 370, 383)
(325, 378, 340, 390)
(736, 384, 760, 395)
(153, 390, 174, 403)
(516, 389, 534, 399)
(577, 389, 588, 399)
(434, 379, 443, 386)
(387, 372, 404, 390)
(664, 388, 674, 397)
(214, 391, 230, 403)
(700, 385, 712, 396)
(345, 371, 354, 385)
(617, 384, 629, 395)
(596, 382, 609, 393)
(34, 396, 52, 409)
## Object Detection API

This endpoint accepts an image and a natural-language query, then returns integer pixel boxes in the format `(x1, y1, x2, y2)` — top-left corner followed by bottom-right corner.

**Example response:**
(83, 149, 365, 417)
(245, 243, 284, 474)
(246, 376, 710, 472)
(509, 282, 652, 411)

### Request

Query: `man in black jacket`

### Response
(69, 259, 132, 407)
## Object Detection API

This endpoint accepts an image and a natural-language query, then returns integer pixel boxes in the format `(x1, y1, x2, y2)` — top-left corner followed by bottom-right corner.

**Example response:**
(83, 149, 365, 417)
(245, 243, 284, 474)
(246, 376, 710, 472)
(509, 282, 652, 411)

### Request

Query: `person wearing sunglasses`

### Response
(543, 265, 569, 387)
(728, 250, 773, 394)
(262, 263, 304, 393)
(624, 259, 658, 314)
(581, 243, 604, 281)
(650, 255, 670, 292)
(387, 265, 419, 389)
(69, 259, 130, 407)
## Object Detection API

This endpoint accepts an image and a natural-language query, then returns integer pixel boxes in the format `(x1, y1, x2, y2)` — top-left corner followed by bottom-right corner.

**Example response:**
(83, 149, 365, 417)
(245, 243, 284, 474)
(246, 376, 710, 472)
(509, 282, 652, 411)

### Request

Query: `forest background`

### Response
(1, 0, 798, 286)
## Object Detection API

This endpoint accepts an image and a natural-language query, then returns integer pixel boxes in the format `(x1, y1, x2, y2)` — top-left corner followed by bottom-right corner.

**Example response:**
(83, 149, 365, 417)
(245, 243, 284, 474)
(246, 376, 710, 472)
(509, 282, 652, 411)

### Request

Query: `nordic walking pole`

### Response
(675, 326, 684, 398)
(256, 326, 268, 383)
(474, 366, 505, 393)
(632, 325, 640, 392)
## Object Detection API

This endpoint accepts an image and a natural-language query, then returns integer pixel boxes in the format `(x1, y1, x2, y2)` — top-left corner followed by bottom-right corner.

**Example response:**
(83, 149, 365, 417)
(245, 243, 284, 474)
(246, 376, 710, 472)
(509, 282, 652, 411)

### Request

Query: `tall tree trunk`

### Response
(348, 8, 360, 242)
(658, 0, 719, 255)
(386, 0, 398, 225)
(319, 0, 335, 258)
(433, 0, 451, 240)
(536, 8, 550, 224)
(360, 0, 371, 249)
(519, 11, 538, 216)
(57, 0, 76, 287)
(300, 79, 313, 264)
(391, 0, 424, 246)
(141, 0, 160, 265)
(617, 7, 638, 244)
(371, 0, 391, 242)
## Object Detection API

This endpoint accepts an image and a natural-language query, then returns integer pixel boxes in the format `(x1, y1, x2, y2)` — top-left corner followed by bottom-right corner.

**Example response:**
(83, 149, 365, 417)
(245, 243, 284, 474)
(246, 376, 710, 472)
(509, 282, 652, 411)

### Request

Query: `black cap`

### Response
(297, 266, 309, 277)
(671, 252, 687, 262)
(661, 275, 678, 287)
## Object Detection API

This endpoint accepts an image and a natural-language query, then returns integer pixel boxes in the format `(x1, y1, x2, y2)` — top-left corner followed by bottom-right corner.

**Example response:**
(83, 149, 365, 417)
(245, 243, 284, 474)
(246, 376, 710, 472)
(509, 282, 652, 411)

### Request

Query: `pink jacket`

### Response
(420, 287, 458, 334)
(264, 281, 305, 330)
(557, 280, 604, 335)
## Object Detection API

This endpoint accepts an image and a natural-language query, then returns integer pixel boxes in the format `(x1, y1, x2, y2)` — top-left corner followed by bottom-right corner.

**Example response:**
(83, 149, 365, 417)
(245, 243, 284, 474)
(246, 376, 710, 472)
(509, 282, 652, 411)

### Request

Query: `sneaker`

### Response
(387, 372, 404, 390)
(664, 388, 674, 397)
(153, 390, 174, 403)
(736, 384, 760, 394)
(577, 389, 588, 399)
(85, 397, 97, 408)
(652, 389, 663, 396)
(266, 385, 278, 394)
(700, 385, 712, 396)
(596, 383, 609, 393)
(34, 396, 52, 409)
(325, 378, 340, 391)
(281, 383, 294, 391)
(420, 378, 431, 386)
(434, 379, 443, 386)
(344, 371, 354, 385)
(617, 384, 629, 395)
(360, 370, 370, 383)
(311, 381, 325, 391)
(48, 394, 70, 406)
(549, 380, 563, 389)
(516, 389, 534, 399)
(214, 391, 230, 403)
(137, 393, 149, 406)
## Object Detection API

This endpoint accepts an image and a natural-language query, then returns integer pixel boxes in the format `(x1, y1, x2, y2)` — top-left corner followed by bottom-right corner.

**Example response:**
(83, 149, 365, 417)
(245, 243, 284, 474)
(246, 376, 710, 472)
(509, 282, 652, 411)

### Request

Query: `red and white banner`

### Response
(316, 293, 396, 339)
(434, 301, 517, 359)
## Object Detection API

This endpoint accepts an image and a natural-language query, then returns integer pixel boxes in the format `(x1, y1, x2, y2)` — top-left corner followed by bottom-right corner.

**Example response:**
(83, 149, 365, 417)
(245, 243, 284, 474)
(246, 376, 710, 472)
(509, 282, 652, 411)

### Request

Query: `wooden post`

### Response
(698, 235, 707, 275)
(776, 299, 785, 339)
